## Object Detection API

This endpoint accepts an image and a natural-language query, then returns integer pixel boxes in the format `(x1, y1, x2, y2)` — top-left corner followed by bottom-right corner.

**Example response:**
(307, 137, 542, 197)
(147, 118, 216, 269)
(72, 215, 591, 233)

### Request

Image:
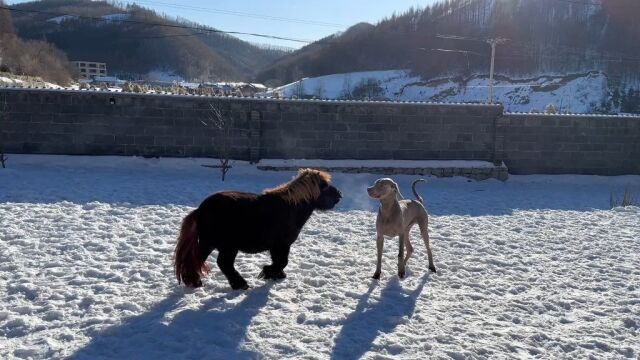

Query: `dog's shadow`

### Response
(69, 284, 273, 360)
(330, 274, 429, 360)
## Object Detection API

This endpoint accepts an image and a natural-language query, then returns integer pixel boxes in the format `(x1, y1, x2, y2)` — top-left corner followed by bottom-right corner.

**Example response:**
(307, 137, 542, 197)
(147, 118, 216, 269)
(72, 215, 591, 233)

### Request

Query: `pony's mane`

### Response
(264, 169, 332, 205)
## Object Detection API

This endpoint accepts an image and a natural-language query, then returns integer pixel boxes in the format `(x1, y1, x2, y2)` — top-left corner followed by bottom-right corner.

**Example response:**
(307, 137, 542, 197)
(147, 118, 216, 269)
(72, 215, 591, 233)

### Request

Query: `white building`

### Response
(72, 61, 107, 80)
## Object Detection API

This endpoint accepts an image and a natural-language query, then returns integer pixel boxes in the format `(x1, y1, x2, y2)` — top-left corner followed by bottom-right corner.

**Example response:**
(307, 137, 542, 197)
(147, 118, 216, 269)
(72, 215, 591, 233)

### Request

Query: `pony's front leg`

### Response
(259, 246, 290, 280)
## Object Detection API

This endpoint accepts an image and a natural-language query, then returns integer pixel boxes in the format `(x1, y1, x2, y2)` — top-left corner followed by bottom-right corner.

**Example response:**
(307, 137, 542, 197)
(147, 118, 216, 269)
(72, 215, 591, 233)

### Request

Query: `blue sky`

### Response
(6, 0, 438, 48)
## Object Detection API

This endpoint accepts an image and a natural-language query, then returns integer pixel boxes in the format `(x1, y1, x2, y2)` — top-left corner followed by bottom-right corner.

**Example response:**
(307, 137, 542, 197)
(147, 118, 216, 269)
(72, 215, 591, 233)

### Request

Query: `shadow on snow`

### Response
(331, 274, 429, 360)
(70, 285, 273, 360)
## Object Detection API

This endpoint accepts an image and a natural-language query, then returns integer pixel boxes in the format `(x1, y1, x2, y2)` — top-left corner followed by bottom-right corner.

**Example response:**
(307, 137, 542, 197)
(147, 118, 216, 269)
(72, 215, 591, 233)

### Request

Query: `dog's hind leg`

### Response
(372, 234, 384, 279)
(217, 249, 249, 290)
(418, 221, 436, 273)
(398, 234, 406, 278)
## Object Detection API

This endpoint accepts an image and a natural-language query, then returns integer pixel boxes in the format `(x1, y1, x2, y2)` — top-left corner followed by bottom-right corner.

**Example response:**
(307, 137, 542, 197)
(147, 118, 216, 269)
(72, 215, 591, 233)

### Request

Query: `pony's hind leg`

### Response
(216, 248, 249, 290)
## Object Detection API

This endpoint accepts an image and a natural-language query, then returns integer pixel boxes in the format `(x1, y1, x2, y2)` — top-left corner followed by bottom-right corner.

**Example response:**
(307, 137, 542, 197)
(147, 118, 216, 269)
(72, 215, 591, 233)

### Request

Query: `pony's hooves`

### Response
(398, 271, 406, 279)
(372, 272, 381, 280)
(429, 266, 437, 273)
(231, 283, 249, 290)
(261, 270, 286, 280)
(185, 279, 202, 288)
(230, 279, 249, 290)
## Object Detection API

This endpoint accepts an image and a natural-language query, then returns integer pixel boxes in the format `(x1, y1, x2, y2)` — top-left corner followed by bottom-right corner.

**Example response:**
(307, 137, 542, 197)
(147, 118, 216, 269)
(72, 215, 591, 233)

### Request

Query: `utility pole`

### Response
(486, 38, 508, 104)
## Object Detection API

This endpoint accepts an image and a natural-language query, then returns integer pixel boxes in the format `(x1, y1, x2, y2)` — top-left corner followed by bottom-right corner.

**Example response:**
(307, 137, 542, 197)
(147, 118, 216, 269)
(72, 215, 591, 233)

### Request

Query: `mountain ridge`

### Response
(256, 0, 640, 87)
(9, 0, 289, 81)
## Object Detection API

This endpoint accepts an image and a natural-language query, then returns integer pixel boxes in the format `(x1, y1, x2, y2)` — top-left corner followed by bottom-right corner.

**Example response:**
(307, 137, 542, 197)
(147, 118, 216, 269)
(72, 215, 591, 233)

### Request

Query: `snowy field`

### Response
(1, 155, 639, 359)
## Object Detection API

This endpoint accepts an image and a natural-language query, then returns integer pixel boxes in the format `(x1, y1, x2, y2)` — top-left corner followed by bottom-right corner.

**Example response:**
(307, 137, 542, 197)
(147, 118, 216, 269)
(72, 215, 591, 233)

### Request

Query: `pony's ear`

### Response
(393, 182, 404, 200)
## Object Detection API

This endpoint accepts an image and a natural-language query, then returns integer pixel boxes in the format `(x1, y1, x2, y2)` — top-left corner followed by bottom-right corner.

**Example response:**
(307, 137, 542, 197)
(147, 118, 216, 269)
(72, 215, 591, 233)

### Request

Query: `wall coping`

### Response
(3, 86, 638, 117)
(504, 112, 640, 119)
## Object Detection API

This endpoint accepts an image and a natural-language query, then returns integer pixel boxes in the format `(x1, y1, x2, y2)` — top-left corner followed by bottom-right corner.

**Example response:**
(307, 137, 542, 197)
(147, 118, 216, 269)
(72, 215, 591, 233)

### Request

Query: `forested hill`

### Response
(256, 0, 640, 86)
(1, 0, 76, 85)
(9, 0, 289, 81)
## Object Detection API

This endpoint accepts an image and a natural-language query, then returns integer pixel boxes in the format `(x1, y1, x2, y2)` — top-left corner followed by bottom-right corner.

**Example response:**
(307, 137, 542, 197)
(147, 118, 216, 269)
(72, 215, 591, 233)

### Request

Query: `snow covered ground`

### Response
(1, 155, 639, 359)
(0, 76, 63, 90)
(261, 70, 611, 114)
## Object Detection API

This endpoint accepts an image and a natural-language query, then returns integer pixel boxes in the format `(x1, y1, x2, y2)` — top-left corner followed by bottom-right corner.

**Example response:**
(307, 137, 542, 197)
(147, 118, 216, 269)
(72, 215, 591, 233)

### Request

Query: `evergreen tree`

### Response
(0, 1, 14, 35)
(621, 88, 640, 114)
(611, 87, 621, 109)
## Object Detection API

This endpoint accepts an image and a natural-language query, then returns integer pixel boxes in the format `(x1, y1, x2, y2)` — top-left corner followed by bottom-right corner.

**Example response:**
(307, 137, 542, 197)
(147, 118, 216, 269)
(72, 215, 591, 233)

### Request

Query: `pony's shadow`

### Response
(330, 274, 429, 360)
(70, 284, 273, 360)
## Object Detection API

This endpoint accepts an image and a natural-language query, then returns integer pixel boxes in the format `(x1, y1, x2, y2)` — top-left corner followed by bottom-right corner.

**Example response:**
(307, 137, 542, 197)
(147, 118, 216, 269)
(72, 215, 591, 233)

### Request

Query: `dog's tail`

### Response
(174, 209, 210, 287)
(411, 179, 426, 203)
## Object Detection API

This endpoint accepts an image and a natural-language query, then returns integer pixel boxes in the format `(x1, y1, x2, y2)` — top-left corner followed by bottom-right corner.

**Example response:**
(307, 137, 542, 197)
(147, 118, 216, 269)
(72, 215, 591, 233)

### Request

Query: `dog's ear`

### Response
(392, 182, 404, 201)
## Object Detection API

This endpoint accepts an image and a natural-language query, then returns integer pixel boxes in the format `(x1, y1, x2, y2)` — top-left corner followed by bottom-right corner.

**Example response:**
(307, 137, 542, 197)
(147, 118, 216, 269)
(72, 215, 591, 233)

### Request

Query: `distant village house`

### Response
(72, 61, 107, 80)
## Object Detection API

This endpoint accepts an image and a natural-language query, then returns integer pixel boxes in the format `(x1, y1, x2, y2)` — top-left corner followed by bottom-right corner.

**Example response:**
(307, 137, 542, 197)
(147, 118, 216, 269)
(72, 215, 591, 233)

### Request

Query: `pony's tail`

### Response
(174, 210, 210, 288)
(412, 179, 426, 203)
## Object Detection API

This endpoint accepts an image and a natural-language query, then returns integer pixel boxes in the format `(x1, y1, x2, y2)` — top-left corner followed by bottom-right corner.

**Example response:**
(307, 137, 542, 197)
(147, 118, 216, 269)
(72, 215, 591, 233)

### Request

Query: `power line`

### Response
(429, 48, 485, 57)
(547, 0, 602, 6)
(0, 5, 313, 44)
(429, 30, 640, 64)
(435, 34, 487, 43)
(130, 0, 345, 28)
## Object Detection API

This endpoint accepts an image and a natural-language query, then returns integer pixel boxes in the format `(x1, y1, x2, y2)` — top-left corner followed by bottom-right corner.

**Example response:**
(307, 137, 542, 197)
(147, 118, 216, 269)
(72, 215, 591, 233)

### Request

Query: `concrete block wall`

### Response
(1, 88, 639, 175)
(0, 89, 256, 159)
(0, 89, 501, 163)
(258, 101, 501, 161)
(499, 114, 640, 175)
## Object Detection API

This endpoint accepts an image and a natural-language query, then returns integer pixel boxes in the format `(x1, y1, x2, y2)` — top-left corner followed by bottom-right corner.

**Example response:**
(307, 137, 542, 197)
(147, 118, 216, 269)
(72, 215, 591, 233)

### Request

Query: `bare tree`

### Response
(313, 80, 325, 99)
(294, 79, 305, 99)
(352, 78, 385, 100)
(339, 74, 353, 100)
(0, 92, 7, 168)
(201, 103, 233, 181)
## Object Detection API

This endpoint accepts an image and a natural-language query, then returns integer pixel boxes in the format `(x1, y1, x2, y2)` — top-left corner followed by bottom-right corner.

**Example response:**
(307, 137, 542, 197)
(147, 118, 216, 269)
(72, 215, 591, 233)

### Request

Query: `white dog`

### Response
(367, 178, 436, 279)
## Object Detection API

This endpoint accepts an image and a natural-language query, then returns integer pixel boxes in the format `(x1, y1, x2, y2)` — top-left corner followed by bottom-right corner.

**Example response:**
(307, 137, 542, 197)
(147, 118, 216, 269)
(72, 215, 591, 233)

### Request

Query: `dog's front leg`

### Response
(403, 231, 413, 270)
(372, 234, 384, 279)
(398, 234, 406, 278)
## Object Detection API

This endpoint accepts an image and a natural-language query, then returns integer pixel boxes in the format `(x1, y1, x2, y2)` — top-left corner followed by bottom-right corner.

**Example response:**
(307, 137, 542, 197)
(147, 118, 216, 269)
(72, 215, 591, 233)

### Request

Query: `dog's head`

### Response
(367, 178, 403, 201)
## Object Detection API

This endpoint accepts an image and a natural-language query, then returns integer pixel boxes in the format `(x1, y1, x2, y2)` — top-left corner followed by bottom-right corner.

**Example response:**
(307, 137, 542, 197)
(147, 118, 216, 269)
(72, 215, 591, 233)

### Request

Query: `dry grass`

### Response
(610, 185, 638, 208)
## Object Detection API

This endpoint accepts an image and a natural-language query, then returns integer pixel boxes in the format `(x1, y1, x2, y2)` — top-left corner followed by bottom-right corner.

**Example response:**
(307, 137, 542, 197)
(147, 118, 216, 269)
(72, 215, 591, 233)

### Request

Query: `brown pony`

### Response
(174, 169, 342, 290)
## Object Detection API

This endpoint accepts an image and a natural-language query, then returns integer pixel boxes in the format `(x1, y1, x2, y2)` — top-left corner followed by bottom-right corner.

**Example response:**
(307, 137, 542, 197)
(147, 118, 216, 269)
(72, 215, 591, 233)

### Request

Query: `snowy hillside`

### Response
(261, 70, 613, 114)
(1, 155, 639, 359)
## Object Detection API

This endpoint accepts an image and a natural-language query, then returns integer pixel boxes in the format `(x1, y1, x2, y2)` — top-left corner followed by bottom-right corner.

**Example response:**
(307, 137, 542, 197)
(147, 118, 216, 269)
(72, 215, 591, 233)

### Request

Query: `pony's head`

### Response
(265, 168, 341, 210)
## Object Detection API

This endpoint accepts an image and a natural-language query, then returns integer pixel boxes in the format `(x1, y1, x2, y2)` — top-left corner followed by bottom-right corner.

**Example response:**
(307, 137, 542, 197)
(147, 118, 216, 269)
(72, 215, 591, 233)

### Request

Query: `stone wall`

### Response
(1, 88, 639, 175)
(0, 89, 500, 163)
(258, 101, 500, 161)
(498, 114, 640, 175)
